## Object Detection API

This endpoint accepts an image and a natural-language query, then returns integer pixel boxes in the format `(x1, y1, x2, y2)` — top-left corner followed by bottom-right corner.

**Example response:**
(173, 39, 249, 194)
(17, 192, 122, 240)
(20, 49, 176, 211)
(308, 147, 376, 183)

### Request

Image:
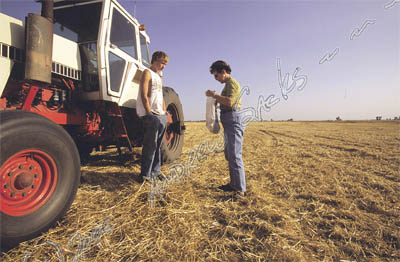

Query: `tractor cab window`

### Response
(108, 52, 126, 92)
(54, 2, 102, 92)
(79, 42, 98, 92)
(140, 34, 150, 67)
(110, 9, 138, 59)
(54, 3, 101, 43)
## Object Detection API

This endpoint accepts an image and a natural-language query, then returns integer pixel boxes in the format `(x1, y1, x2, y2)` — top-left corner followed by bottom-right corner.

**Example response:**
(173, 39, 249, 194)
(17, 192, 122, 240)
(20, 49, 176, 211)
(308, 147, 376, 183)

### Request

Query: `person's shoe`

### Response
(138, 174, 152, 183)
(218, 183, 236, 192)
(156, 172, 167, 181)
(152, 172, 167, 182)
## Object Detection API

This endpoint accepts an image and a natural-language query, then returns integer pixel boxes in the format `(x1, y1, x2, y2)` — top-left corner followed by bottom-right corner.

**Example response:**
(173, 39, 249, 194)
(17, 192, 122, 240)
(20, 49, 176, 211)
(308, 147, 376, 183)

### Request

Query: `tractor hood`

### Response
(52, 34, 82, 80)
(0, 12, 81, 84)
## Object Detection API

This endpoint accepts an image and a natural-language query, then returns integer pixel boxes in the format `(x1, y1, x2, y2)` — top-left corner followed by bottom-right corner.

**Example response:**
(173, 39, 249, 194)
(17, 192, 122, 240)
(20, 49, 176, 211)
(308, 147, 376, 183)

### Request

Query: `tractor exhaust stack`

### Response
(24, 0, 54, 84)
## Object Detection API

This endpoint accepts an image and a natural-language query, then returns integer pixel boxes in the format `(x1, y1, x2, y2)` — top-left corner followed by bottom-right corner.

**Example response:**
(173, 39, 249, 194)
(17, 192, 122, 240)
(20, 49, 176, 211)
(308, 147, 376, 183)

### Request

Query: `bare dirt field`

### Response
(2, 121, 400, 262)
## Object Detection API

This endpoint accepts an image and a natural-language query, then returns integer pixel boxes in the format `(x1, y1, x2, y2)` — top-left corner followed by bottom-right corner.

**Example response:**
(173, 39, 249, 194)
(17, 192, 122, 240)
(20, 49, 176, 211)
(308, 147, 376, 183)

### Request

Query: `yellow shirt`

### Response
(220, 77, 241, 111)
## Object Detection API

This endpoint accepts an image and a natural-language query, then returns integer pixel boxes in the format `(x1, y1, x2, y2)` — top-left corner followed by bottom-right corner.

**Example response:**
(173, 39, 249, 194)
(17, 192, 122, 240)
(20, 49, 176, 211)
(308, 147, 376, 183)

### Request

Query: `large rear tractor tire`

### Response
(161, 87, 185, 163)
(0, 110, 81, 248)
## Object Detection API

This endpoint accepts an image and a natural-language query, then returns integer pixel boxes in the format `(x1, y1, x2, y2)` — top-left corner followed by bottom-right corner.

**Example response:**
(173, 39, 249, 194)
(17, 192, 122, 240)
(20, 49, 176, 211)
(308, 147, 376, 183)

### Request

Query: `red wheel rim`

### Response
(1, 149, 58, 216)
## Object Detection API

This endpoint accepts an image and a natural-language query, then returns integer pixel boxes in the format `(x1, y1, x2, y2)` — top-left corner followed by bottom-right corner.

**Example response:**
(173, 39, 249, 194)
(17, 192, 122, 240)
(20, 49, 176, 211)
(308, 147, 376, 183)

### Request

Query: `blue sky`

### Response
(1, 0, 399, 121)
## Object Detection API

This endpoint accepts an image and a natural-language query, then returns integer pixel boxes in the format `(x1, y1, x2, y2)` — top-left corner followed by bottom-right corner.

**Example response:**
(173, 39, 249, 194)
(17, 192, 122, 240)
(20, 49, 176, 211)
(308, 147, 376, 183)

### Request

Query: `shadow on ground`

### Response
(83, 150, 141, 167)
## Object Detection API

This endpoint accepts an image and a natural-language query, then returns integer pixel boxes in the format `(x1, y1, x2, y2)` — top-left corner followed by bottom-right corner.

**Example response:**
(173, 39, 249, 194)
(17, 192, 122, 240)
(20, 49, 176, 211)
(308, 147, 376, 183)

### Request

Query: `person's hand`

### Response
(205, 90, 216, 98)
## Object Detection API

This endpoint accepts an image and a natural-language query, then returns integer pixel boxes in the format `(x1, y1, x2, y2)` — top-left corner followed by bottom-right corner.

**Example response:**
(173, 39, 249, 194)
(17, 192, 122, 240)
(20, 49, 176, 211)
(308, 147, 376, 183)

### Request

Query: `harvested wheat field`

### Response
(2, 121, 400, 262)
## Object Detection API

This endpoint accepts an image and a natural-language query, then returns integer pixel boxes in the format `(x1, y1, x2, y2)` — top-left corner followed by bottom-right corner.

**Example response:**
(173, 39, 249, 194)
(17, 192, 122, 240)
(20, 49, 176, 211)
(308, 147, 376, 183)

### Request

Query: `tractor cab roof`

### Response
(53, 0, 147, 37)
(52, 0, 149, 42)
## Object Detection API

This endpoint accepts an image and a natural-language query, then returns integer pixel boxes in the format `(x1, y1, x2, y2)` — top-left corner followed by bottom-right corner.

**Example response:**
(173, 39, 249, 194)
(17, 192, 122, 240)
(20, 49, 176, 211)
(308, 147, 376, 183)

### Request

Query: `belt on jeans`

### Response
(143, 112, 162, 117)
(221, 108, 239, 113)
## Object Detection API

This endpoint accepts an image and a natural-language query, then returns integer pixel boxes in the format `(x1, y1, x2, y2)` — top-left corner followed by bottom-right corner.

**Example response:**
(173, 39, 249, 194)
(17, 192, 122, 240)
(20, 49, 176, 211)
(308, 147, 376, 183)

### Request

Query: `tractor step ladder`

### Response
(115, 106, 133, 158)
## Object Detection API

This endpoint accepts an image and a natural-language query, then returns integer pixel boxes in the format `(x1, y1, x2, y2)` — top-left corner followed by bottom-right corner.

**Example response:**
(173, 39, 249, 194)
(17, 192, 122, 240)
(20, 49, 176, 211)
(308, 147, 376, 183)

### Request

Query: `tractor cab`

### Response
(53, 0, 150, 108)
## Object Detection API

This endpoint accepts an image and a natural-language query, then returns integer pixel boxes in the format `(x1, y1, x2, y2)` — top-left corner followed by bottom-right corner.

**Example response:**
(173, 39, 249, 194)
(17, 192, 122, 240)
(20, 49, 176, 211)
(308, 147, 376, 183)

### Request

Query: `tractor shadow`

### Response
(83, 149, 142, 167)
(80, 149, 144, 191)
(80, 171, 143, 191)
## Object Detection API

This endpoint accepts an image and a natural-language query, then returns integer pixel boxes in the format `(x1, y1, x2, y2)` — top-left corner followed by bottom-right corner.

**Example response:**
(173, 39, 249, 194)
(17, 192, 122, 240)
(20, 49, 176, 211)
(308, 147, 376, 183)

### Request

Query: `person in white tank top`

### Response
(136, 64, 166, 116)
(137, 51, 169, 182)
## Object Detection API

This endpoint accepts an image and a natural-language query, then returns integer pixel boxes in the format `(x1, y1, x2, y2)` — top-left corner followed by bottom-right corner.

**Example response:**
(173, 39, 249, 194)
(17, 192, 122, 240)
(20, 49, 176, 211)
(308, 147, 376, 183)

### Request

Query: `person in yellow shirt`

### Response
(206, 60, 246, 197)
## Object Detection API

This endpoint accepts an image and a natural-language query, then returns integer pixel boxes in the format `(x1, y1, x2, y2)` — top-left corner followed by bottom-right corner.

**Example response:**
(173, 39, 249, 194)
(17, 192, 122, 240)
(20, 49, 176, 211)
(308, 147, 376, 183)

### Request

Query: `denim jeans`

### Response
(141, 113, 167, 178)
(220, 111, 246, 192)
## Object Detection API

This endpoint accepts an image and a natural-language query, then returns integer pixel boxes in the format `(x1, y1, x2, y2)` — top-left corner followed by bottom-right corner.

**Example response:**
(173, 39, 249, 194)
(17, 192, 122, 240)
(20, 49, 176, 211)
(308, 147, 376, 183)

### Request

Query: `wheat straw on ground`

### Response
(2, 121, 399, 262)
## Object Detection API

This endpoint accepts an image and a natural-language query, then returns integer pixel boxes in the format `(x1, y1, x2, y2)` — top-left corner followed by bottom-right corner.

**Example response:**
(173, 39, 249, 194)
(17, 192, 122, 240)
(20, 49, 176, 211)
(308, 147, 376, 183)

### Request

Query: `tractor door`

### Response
(118, 32, 151, 108)
(99, 0, 141, 101)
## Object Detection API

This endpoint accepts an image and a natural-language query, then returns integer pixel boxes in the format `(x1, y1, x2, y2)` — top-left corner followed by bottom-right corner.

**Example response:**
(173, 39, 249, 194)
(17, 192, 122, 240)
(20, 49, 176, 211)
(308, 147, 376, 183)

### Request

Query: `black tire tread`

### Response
(0, 110, 81, 248)
(161, 87, 184, 163)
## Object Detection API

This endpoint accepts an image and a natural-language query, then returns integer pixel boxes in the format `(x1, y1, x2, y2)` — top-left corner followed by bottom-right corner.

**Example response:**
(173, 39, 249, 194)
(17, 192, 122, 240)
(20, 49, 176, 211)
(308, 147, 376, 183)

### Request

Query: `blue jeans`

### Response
(141, 113, 167, 178)
(220, 111, 246, 192)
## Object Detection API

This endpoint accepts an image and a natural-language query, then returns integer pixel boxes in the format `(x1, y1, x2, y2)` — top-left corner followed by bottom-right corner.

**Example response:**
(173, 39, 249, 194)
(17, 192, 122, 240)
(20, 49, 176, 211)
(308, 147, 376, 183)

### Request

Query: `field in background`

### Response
(2, 121, 400, 262)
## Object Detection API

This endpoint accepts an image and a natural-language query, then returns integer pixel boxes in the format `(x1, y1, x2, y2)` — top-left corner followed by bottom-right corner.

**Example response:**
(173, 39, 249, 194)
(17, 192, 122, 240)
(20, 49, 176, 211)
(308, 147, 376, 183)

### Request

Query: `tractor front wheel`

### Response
(0, 110, 81, 248)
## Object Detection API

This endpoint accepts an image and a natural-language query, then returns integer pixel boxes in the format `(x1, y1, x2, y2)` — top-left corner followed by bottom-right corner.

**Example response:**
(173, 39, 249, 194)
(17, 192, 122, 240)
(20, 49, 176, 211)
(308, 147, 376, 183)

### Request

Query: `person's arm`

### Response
(214, 93, 233, 107)
(205, 90, 233, 107)
(139, 70, 152, 115)
(163, 100, 171, 118)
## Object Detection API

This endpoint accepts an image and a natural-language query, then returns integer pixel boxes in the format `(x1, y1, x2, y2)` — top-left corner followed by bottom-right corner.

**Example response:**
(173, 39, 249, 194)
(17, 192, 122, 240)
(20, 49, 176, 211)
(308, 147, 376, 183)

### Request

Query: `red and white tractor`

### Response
(0, 0, 185, 247)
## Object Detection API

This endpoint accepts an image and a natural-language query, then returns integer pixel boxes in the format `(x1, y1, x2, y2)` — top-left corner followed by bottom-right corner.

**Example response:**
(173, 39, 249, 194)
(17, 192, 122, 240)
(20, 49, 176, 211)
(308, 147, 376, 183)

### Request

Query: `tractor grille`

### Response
(51, 62, 81, 81)
(1, 42, 81, 81)
(0, 42, 24, 63)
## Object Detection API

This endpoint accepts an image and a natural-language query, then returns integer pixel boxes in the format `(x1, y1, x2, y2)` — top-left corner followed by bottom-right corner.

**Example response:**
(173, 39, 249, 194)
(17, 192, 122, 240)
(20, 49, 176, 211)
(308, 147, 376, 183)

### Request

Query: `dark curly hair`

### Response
(209, 60, 231, 74)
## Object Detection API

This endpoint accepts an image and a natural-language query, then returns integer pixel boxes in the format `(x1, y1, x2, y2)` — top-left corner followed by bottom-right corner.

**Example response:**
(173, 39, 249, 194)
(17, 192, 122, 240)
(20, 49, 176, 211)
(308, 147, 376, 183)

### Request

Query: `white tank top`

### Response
(137, 69, 166, 117)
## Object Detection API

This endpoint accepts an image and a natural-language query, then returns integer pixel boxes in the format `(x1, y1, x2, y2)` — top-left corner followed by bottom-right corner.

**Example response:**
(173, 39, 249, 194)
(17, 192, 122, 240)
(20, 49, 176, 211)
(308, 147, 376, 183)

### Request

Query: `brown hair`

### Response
(151, 51, 169, 64)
